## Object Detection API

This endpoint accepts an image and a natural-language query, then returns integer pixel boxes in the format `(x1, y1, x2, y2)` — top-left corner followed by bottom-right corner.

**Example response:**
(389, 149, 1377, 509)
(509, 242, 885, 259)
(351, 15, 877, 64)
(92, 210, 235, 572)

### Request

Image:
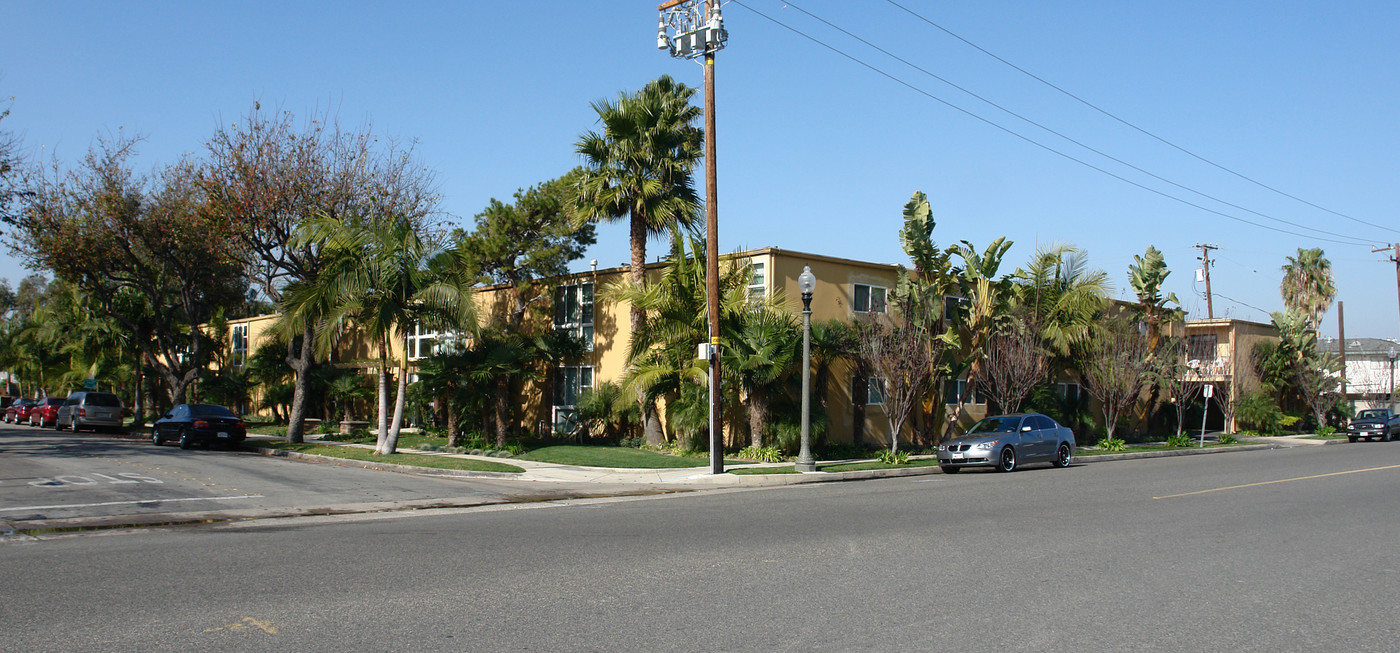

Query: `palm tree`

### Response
(576, 76, 703, 442)
(284, 211, 476, 454)
(1280, 247, 1335, 330)
(1012, 243, 1110, 359)
(1127, 245, 1178, 351)
(724, 307, 800, 449)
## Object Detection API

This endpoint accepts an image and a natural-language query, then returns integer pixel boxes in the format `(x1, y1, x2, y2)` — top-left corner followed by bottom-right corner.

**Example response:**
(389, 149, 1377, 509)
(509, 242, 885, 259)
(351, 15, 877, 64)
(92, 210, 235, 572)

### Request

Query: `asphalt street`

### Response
(3, 436, 1398, 652)
(0, 424, 672, 531)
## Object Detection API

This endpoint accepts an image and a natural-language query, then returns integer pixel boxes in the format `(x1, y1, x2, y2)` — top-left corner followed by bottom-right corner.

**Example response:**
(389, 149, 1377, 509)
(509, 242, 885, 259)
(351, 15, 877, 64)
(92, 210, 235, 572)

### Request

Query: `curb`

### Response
(246, 445, 528, 480)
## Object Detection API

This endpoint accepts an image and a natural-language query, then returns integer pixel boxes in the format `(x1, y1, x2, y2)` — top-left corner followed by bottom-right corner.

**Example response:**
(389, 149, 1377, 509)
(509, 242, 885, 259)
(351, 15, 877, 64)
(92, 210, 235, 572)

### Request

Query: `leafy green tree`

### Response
(17, 136, 246, 404)
(724, 306, 800, 449)
(458, 170, 597, 328)
(1279, 248, 1335, 330)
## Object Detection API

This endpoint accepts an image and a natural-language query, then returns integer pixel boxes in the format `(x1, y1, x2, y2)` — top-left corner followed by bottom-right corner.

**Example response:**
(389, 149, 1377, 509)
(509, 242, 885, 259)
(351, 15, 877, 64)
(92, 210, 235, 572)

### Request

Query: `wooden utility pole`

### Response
(1375, 243, 1400, 338)
(1197, 243, 1218, 319)
(659, 0, 727, 474)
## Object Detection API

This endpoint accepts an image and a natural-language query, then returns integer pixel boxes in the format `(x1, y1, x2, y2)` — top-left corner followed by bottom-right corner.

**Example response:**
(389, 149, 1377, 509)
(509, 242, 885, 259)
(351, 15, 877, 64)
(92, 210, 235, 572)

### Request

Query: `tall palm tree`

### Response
(1280, 247, 1335, 330)
(575, 75, 704, 349)
(284, 211, 476, 454)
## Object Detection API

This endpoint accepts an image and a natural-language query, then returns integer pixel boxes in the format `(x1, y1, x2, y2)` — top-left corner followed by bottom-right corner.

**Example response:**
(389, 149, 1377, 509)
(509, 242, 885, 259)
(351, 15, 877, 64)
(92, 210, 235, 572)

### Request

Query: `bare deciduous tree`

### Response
(1080, 319, 1154, 441)
(856, 285, 949, 454)
(975, 321, 1047, 414)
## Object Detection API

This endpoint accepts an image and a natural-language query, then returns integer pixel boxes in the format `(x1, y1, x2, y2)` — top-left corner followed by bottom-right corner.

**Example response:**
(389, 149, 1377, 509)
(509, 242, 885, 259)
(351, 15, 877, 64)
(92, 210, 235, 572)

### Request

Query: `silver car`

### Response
(937, 413, 1075, 473)
(56, 391, 125, 433)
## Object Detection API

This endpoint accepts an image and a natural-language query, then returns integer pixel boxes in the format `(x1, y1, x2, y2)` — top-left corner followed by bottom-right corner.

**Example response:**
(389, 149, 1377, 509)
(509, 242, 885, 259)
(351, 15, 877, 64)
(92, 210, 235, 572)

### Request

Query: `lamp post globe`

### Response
(796, 266, 817, 473)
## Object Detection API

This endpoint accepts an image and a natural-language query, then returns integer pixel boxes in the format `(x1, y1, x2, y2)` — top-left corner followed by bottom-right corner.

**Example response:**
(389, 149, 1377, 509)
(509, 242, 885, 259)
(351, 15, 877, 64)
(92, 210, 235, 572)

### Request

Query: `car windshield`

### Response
(190, 404, 237, 418)
(1357, 410, 1390, 420)
(967, 416, 1022, 434)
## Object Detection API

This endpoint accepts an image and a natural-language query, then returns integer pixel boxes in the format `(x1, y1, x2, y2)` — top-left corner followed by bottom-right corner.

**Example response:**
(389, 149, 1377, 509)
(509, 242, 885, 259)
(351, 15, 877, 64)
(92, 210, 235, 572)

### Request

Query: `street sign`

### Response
(1203, 384, 1214, 398)
(83, 378, 97, 390)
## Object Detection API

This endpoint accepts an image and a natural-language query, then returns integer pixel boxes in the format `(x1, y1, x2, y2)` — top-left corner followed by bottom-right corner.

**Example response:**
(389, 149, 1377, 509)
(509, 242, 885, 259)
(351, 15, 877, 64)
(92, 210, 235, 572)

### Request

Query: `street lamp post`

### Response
(796, 266, 817, 473)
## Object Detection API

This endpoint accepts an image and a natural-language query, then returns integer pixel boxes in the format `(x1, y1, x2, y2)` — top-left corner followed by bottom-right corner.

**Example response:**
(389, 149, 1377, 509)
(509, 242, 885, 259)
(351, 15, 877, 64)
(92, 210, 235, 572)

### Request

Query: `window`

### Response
(407, 324, 439, 360)
(552, 366, 594, 434)
(1187, 334, 1219, 362)
(943, 295, 966, 326)
(1055, 382, 1081, 404)
(747, 261, 766, 302)
(854, 375, 886, 406)
(853, 283, 887, 314)
(943, 379, 985, 405)
(230, 324, 249, 367)
(555, 283, 595, 351)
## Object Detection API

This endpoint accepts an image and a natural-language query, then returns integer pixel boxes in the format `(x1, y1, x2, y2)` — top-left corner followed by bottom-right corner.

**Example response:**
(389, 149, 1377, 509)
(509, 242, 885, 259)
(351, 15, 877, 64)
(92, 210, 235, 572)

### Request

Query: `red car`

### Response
(4, 398, 37, 424)
(28, 397, 67, 427)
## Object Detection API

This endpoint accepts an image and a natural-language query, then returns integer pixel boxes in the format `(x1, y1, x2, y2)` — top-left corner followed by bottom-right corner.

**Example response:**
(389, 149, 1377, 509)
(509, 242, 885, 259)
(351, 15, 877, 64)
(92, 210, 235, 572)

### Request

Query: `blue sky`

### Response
(2, 1, 1397, 338)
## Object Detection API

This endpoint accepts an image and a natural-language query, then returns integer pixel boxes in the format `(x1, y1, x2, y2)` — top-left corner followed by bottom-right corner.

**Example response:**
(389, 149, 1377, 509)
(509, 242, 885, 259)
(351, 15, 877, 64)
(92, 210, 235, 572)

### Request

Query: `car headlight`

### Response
(937, 444, 947, 451)
(974, 441, 997, 451)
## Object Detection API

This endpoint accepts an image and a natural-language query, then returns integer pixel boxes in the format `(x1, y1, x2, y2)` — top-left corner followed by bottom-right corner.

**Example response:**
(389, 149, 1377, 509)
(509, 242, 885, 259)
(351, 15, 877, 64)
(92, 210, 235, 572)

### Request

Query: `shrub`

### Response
(737, 445, 784, 463)
(877, 449, 910, 465)
(1316, 425, 1336, 437)
(1096, 437, 1127, 452)
(1217, 433, 1238, 445)
(1166, 433, 1194, 448)
(618, 436, 645, 449)
(1237, 391, 1284, 436)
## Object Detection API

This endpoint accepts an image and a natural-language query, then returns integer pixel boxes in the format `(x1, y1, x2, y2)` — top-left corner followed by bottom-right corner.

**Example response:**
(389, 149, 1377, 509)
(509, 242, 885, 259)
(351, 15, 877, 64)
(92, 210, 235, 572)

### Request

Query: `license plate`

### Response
(218, 432, 229, 438)
(951, 452, 964, 459)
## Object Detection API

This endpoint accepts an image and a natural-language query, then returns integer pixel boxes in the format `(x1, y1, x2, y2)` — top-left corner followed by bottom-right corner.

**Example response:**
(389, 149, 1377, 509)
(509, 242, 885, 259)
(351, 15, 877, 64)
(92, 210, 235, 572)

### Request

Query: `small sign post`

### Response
(1200, 384, 1214, 447)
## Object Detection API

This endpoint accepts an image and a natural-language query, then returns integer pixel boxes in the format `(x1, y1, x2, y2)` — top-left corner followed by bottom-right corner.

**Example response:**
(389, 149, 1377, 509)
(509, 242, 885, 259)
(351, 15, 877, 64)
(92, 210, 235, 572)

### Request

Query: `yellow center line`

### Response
(1153, 463, 1400, 499)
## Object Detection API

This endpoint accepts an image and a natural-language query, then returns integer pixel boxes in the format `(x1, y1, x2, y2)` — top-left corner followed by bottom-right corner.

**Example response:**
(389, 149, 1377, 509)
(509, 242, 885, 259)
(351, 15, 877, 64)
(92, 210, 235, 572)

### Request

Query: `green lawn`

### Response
(519, 445, 733, 469)
(1077, 441, 1244, 456)
(819, 458, 943, 472)
(257, 442, 524, 473)
(728, 458, 944, 474)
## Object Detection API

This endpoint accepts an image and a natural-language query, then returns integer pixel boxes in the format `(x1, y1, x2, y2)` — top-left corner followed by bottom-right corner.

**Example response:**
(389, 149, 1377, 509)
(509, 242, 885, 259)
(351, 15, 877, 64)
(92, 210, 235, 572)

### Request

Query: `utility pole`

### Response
(1337, 300, 1346, 406)
(1374, 243, 1400, 339)
(1196, 243, 1218, 319)
(659, 0, 727, 474)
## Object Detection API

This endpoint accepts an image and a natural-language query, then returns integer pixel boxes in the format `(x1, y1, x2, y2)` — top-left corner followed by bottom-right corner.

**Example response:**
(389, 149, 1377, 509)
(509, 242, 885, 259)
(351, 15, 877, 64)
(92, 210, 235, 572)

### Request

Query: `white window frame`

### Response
(864, 376, 886, 406)
(552, 365, 595, 434)
(1055, 382, 1081, 404)
(407, 323, 441, 361)
(747, 261, 766, 303)
(943, 379, 985, 406)
(230, 323, 249, 367)
(555, 282, 595, 351)
(853, 283, 888, 314)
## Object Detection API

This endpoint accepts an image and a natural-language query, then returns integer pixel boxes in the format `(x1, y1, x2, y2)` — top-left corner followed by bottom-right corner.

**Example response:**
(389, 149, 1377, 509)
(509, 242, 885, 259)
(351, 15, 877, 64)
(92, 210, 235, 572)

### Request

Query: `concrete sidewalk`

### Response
(243, 432, 1333, 487)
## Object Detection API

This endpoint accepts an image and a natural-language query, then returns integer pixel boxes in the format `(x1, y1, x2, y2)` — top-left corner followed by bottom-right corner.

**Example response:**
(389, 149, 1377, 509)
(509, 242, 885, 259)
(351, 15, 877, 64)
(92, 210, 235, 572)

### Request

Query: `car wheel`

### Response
(178, 431, 192, 450)
(996, 447, 1017, 473)
(1348, 435, 1358, 443)
(1384, 431, 1394, 443)
(940, 465, 960, 474)
(70, 419, 81, 433)
(151, 428, 162, 446)
(1052, 443, 1072, 468)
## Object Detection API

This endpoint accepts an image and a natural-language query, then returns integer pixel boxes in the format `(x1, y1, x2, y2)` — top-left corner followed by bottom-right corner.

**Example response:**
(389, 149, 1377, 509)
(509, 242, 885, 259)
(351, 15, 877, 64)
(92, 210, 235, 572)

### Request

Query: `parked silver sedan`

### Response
(937, 413, 1075, 473)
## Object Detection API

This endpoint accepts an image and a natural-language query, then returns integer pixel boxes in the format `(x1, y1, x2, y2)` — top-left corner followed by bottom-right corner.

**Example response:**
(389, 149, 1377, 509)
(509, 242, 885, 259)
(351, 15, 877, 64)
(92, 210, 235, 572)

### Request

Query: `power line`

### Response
(884, 0, 1400, 237)
(730, 1, 1380, 247)
(773, 1, 1377, 247)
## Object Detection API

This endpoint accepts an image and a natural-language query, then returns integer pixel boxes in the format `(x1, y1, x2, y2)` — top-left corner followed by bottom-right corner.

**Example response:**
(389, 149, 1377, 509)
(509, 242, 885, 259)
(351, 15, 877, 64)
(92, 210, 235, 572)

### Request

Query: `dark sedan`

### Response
(151, 404, 247, 449)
